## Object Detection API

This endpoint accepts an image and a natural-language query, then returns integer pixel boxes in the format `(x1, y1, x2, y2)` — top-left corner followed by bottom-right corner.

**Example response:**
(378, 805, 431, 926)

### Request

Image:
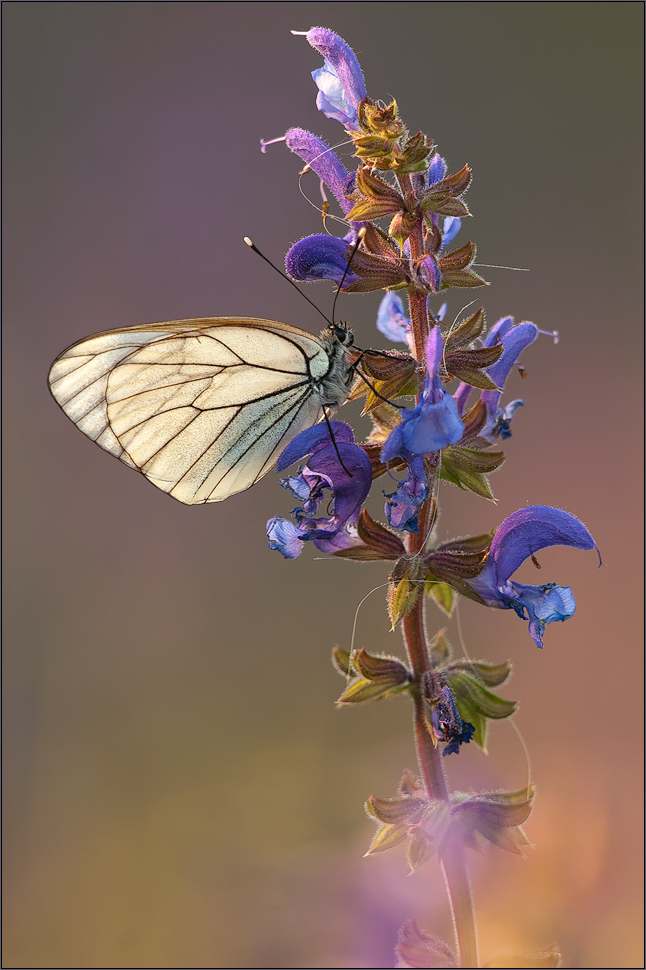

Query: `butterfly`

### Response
(48, 317, 356, 505)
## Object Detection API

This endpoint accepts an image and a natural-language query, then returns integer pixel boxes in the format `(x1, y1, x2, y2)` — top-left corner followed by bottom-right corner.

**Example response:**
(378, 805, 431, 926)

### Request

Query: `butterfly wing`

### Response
(48, 317, 333, 504)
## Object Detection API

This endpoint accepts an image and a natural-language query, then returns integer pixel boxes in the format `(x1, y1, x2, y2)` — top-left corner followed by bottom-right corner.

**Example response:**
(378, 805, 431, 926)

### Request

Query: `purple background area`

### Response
(4, 4, 643, 967)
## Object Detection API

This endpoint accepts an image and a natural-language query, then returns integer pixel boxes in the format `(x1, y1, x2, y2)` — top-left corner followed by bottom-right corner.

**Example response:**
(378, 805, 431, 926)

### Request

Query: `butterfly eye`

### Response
(334, 325, 354, 346)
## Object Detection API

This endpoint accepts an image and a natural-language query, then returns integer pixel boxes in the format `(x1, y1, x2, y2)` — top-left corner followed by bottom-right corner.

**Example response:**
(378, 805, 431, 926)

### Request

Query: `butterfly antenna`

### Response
(243, 237, 333, 327)
(331, 227, 366, 327)
(323, 407, 353, 477)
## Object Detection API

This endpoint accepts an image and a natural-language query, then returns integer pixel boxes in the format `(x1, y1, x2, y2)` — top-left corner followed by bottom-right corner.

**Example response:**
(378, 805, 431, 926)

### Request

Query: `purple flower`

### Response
(285, 235, 361, 287)
(376, 295, 447, 348)
(428, 154, 447, 185)
(267, 422, 372, 558)
(285, 128, 357, 216)
(418, 253, 442, 293)
(454, 317, 538, 439)
(383, 455, 428, 533)
(382, 328, 465, 460)
(381, 329, 463, 532)
(468, 506, 598, 647)
(423, 674, 475, 756)
(441, 216, 462, 250)
(299, 28, 367, 129)
(376, 291, 410, 344)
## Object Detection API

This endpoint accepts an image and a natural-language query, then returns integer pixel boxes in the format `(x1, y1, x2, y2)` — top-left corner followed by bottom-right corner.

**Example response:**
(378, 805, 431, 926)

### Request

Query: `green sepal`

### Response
(336, 676, 410, 705)
(439, 445, 505, 502)
(396, 920, 457, 970)
(445, 658, 512, 688)
(429, 629, 453, 664)
(365, 793, 427, 825)
(426, 580, 458, 618)
(345, 197, 403, 221)
(353, 647, 410, 683)
(388, 576, 420, 629)
(444, 308, 485, 352)
(482, 944, 561, 968)
(422, 195, 470, 217)
(365, 822, 409, 854)
(451, 785, 536, 856)
(407, 825, 435, 872)
(440, 268, 489, 289)
(331, 644, 353, 677)
(444, 345, 504, 390)
(447, 671, 517, 719)
(388, 556, 428, 629)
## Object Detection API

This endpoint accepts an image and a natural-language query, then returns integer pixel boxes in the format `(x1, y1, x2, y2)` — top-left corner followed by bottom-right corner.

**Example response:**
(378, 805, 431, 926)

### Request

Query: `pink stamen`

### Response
(260, 135, 287, 154)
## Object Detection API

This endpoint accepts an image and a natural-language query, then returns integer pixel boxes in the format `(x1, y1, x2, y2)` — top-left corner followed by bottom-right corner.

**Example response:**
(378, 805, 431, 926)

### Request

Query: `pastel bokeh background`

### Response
(3, 3, 643, 968)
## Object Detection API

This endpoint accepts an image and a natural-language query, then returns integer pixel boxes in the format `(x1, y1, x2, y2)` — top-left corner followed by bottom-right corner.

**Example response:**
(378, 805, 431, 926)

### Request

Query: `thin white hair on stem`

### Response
(473, 263, 529, 272)
(455, 601, 533, 796)
(508, 715, 534, 799)
(346, 582, 392, 682)
(440, 299, 477, 374)
(296, 137, 355, 234)
(421, 451, 442, 553)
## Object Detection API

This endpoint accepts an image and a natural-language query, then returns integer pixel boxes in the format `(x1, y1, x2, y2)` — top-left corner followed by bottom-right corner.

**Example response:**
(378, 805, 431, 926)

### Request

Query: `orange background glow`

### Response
(4, 3, 643, 967)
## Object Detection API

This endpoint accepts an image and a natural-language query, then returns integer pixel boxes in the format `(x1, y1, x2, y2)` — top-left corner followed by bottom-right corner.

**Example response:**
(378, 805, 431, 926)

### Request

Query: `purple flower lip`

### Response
(453, 316, 539, 440)
(285, 235, 361, 287)
(468, 505, 599, 647)
(285, 129, 357, 216)
(267, 422, 372, 558)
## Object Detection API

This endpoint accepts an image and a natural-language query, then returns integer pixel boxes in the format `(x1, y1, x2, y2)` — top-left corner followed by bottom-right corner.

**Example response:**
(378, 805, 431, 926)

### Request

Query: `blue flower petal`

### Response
(277, 421, 354, 471)
(441, 216, 461, 249)
(266, 516, 304, 559)
(428, 154, 447, 185)
(501, 582, 577, 649)
(402, 396, 464, 454)
(488, 506, 597, 587)
(376, 291, 410, 343)
(384, 474, 428, 533)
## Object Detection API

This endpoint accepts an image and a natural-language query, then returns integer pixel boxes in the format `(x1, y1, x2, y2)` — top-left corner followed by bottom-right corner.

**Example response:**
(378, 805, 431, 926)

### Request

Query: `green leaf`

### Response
(426, 580, 458, 617)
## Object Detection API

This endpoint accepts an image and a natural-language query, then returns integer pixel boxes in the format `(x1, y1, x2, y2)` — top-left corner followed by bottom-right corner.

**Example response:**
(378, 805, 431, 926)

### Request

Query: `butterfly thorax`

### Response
(317, 323, 355, 408)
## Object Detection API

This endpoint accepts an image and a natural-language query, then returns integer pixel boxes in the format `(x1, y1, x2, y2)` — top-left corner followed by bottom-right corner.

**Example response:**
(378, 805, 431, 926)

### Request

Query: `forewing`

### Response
(48, 318, 329, 503)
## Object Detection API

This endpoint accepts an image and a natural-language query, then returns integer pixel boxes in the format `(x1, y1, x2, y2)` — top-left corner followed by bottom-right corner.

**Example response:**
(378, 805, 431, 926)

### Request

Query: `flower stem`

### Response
(399, 192, 479, 965)
(401, 594, 479, 968)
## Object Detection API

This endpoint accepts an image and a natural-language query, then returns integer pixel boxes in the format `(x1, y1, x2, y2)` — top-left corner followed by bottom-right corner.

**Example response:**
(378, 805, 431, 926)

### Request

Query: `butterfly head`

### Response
(330, 322, 354, 347)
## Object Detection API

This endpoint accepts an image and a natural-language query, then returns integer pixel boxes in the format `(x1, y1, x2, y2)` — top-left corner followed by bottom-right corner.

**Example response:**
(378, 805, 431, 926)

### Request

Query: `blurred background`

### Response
(3, 3, 643, 967)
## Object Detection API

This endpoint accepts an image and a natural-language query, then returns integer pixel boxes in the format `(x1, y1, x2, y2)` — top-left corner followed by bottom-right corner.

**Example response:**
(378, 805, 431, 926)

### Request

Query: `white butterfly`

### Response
(48, 317, 355, 505)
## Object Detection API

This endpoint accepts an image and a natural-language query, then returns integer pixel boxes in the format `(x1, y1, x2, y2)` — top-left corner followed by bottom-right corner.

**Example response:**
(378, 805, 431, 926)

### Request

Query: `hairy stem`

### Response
(398, 190, 479, 966)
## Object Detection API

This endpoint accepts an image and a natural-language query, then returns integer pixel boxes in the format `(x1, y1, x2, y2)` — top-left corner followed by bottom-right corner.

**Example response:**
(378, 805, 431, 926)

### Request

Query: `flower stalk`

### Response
(262, 26, 597, 970)
(402, 278, 479, 967)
